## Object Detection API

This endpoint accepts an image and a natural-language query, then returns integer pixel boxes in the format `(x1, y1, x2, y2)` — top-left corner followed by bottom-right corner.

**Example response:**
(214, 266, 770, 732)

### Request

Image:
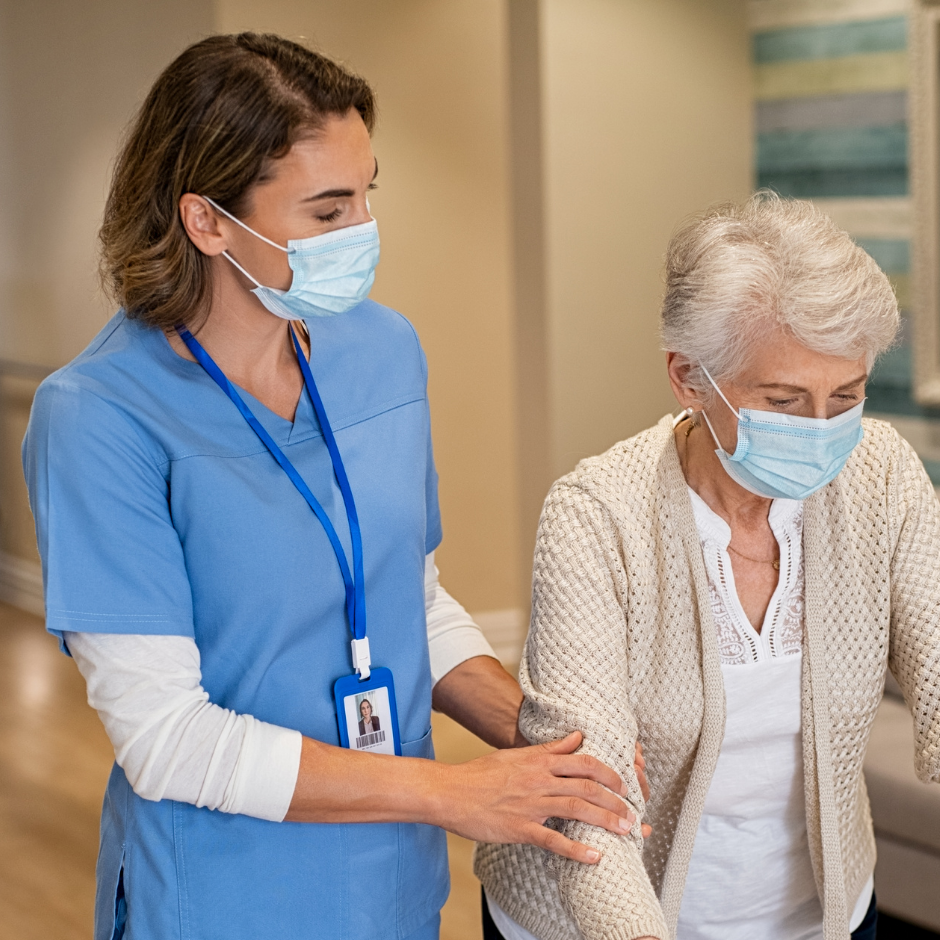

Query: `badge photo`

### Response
(334, 666, 402, 755)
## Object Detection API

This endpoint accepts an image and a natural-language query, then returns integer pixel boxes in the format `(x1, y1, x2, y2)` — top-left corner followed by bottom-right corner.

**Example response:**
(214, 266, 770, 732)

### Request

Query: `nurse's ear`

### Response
(179, 194, 229, 257)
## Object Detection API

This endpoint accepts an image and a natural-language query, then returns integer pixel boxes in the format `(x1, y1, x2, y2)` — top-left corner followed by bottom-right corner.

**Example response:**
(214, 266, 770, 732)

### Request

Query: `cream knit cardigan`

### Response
(475, 415, 940, 940)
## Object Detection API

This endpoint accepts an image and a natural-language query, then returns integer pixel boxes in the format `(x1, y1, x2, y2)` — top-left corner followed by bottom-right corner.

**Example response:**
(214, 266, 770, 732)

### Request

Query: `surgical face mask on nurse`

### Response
(204, 195, 380, 320)
(698, 363, 865, 501)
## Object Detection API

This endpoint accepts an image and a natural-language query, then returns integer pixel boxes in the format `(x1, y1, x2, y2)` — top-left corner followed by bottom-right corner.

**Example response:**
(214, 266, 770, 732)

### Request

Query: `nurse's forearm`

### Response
(431, 654, 526, 749)
(285, 731, 636, 864)
(286, 736, 447, 825)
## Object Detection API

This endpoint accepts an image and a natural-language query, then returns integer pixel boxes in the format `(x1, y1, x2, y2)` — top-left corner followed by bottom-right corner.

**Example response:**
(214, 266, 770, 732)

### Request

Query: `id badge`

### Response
(333, 666, 402, 756)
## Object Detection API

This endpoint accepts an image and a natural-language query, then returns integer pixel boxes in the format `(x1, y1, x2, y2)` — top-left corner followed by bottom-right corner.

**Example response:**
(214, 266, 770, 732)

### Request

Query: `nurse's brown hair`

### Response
(99, 33, 375, 331)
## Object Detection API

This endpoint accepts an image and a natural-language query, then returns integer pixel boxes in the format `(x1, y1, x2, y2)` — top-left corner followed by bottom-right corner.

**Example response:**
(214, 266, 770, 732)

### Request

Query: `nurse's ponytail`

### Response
(99, 33, 375, 331)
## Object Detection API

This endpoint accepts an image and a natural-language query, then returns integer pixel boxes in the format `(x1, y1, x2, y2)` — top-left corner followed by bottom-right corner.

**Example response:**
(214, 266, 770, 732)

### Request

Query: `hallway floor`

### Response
(0, 601, 490, 940)
(5, 599, 940, 940)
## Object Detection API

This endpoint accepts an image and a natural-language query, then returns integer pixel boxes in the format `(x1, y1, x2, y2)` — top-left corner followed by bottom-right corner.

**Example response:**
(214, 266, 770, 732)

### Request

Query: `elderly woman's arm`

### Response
(887, 433, 940, 784)
(518, 481, 668, 940)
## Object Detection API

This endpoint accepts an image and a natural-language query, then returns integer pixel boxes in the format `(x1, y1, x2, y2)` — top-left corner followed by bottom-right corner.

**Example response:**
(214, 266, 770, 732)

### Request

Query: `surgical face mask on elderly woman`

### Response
(698, 363, 865, 501)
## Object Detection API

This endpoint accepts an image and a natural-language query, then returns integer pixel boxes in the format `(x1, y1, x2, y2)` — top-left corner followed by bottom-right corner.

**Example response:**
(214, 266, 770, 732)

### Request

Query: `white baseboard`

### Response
(471, 607, 527, 667)
(0, 551, 44, 617)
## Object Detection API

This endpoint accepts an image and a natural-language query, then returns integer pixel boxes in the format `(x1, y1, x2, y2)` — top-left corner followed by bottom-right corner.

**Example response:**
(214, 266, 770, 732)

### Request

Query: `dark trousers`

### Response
(480, 891, 505, 940)
(853, 892, 879, 940)
(481, 889, 879, 939)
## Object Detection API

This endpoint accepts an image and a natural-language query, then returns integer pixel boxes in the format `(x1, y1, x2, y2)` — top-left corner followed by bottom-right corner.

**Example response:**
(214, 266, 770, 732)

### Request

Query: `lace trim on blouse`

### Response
(688, 487, 804, 666)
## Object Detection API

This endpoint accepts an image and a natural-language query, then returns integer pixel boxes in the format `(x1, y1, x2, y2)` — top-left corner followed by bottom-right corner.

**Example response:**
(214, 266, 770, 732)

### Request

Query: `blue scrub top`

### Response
(22, 303, 449, 940)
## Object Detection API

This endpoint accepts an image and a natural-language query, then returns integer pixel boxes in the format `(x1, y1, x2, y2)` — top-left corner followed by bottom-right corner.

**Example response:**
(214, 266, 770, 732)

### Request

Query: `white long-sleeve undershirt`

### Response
(65, 552, 496, 823)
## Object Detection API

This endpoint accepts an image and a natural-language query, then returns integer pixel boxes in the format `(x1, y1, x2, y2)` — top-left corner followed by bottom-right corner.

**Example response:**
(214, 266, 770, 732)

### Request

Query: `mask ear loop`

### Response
(200, 195, 292, 289)
(697, 362, 741, 454)
(698, 362, 741, 419)
(202, 196, 291, 253)
(698, 408, 726, 452)
(217, 250, 264, 288)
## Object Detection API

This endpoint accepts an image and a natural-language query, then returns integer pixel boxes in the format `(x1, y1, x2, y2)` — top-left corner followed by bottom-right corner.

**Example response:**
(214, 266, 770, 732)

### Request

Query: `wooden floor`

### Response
(0, 601, 492, 940)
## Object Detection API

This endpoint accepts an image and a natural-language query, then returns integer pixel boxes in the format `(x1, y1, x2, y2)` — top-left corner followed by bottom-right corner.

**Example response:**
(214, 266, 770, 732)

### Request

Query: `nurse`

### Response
(22, 33, 637, 940)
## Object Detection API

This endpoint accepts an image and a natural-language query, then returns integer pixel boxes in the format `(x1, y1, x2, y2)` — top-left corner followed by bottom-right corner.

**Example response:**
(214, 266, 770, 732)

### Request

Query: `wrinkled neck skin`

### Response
(674, 414, 773, 532)
(675, 415, 781, 631)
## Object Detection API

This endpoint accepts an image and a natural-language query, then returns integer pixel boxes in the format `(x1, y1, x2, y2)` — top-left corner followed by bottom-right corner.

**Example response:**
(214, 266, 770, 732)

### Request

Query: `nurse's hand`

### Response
(286, 731, 637, 862)
(431, 654, 652, 841)
(431, 730, 635, 863)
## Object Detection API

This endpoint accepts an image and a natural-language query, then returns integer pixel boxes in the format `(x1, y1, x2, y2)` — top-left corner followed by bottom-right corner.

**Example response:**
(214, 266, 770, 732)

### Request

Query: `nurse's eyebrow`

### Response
(303, 158, 379, 202)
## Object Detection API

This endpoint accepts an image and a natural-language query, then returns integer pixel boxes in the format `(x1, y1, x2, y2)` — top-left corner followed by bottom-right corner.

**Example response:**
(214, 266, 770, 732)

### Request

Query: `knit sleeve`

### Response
(886, 431, 940, 785)
(518, 481, 668, 940)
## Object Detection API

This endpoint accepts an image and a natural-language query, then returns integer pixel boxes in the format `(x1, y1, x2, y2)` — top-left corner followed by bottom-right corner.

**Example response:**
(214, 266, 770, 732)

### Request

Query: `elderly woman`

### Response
(475, 193, 940, 940)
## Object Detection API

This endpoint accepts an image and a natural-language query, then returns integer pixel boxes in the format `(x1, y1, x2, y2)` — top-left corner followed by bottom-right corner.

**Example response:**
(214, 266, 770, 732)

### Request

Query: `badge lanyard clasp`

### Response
(350, 637, 371, 681)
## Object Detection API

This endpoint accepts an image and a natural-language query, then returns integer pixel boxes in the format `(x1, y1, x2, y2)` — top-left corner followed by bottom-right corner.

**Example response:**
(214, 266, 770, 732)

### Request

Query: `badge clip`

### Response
(351, 637, 371, 681)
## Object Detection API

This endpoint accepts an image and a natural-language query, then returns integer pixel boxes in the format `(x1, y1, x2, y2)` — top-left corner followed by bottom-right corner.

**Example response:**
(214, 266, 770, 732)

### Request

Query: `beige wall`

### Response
(0, 0, 751, 617)
(506, 0, 752, 601)
(541, 0, 753, 478)
(0, 0, 214, 365)
(0, 0, 213, 566)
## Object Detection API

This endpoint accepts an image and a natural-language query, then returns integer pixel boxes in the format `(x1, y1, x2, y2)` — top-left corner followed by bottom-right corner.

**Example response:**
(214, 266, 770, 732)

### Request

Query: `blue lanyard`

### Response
(176, 324, 366, 641)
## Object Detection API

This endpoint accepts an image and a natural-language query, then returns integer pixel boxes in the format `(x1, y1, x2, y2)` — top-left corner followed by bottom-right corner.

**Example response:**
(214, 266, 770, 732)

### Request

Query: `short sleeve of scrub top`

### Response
(25, 379, 196, 646)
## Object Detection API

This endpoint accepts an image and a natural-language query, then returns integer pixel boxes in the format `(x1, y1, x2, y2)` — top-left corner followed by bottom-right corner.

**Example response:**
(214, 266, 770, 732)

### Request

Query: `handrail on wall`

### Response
(0, 359, 55, 382)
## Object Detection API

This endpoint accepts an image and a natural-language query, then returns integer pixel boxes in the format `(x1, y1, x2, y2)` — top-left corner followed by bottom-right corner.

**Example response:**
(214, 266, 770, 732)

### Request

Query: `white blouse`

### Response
(487, 489, 872, 940)
(678, 488, 872, 940)
(696, 487, 805, 665)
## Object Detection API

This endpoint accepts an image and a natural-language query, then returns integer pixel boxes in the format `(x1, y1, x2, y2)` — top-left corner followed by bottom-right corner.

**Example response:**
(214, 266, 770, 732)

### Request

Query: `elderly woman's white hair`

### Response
(660, 191, 900, 399)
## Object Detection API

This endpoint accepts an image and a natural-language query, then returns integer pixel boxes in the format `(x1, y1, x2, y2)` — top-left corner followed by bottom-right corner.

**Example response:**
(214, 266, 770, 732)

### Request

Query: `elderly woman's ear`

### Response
(666, 353, 703, 412)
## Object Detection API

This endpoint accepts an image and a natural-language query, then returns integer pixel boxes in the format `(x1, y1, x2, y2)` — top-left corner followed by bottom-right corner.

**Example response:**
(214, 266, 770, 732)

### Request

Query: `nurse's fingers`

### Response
(542, 753, 628, 802)
(539, 795, 636, 838)
(539, 773, 634, 821)
(539, 733, 626, 797)
(538, 729, 583, 755)
(431, 740, 638, 852)
(522, 823, 603, 864)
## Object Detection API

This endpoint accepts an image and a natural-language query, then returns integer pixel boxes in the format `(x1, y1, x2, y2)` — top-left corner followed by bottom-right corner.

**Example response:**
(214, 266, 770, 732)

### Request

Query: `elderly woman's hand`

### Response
(433, 730, 636, 863)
